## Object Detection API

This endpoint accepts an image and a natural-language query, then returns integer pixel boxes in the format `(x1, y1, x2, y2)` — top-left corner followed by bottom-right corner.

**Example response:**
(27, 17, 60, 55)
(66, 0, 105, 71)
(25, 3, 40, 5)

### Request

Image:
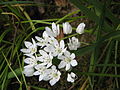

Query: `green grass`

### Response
(0, 0, 120, 90)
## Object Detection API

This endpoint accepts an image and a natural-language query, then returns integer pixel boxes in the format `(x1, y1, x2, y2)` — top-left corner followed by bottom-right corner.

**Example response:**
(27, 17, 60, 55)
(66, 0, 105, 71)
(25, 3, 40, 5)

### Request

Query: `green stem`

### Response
(2, 52, 22, 84)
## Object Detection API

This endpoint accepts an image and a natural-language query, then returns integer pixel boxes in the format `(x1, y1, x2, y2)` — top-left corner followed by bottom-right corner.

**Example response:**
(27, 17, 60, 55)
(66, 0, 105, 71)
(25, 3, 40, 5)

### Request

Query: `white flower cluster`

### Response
(21, 22, 85, 86)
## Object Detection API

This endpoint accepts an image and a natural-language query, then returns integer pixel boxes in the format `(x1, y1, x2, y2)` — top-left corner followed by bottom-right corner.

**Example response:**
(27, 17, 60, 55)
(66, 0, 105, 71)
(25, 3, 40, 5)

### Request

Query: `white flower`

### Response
(68, 37, 80, 50)
(63, 22, 72, 34)
(23, 66, 34, 77)
(44, 39, 66, 57)
(23, 52, 38, 77)
(33, 64, 50, 81)
(35, 31, 50, 47)
(35, 36, 46, 47)
(52, 22, 60, 36)
(48, 65, 61, 86)
(24, 54, 38, 67)
(58, 51, 78, 71)
(76, 23, 85, 34)
(67, 72, 76, 83)
(20, 38, 37, 55)
(45, 22, 60, 37)
(38, 50, 53, 68)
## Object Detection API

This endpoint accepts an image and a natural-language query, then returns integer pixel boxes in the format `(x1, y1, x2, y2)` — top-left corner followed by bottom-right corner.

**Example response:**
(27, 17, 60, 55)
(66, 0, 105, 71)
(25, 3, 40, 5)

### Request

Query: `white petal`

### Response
(67, 73, 73, 82)
(43, 31, 48, 38)
(71, 60, 78, 66)
(51, 65, 56, 70)
(71, 72, 76, 78)
(36, 56, 44, 62)
(23, 67, 34, 77)
(24, 41, 32, 48)
(52, 22, 57, 31)
(58, 61, 66, 69)
(58, 55, 65, 60)
(68, 43, 76, 50)
(65, 64, 70, 71)
(57, 24, 60, 35)
(33, 71, 40, 75)
(57, 71, 61, 76)
(39, 50, 48, 56)
(49, 53, 53, 59)
(63, 23, 66, 32)
(24, 58, 32, 64)
(24, 65, 33, 68)
(20, 49, 30, 53)
(70, 53, 75, 59)
(67, 74, 74, 82)
(25, 54, 35, 58)
(39, 75, 44, 81)
(32, 38, 36, 47)
(68, 38, 71, 43)
(24, 54, 34, 58)
(64, 51, 70, 57)
(60, 40, 65, 49)
(52, 22, 57, 35)
(67, 23, 72, 34)
(34, 64, 43, 70)
(53, 38, 59, 47)
(62, 47, 67, 53)
(45, 27, 55, 37)
(35, 36, 42, 41)
(49, 79, 57, 86)
(43, 75, 51, 81)
(44, 45, 55, 52)
(46, 63, 52, 68)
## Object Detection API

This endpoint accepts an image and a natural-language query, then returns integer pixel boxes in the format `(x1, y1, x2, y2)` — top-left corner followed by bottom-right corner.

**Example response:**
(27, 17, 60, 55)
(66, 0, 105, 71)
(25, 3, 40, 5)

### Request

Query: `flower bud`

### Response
(63, 22, 72, 34)
(76, 23, 85, 34)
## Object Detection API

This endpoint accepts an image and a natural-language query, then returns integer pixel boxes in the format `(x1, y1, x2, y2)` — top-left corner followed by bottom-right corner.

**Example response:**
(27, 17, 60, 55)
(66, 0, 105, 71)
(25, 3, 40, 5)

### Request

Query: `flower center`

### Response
(56, 47, 61, 53)
(38, 67, 46, 73)
(30, 59, 37, 65)
(30, 47, 37, 53)
(65, 57, 71, 63)
(53, 73, 58, 79)
(46, 59, 51, 63)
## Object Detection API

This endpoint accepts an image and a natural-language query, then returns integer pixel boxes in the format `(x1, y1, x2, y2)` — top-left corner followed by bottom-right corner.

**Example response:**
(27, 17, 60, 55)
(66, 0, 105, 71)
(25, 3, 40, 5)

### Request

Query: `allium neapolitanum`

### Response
(21, 22, 85, 86)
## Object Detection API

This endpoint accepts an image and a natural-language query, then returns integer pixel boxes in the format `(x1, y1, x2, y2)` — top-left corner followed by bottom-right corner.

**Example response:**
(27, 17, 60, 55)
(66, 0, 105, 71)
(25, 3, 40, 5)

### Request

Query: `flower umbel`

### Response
(21, 22, 86, 86)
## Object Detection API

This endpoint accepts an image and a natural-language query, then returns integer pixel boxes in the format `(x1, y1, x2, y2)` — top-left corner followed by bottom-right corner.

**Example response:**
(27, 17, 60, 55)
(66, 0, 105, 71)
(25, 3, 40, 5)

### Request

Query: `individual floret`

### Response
(58, 51, 78, 71)
(67, 37, 80, 50)
(20, 38, 37, 55)
(67, 72, 77, 83)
